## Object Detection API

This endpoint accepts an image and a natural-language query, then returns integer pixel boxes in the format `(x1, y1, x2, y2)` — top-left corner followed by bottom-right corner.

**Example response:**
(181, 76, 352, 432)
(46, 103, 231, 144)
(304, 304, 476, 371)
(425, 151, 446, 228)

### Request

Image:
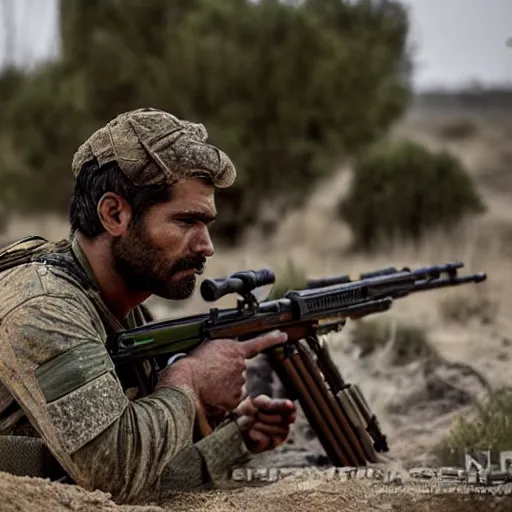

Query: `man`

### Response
(0, 108, 296, 503)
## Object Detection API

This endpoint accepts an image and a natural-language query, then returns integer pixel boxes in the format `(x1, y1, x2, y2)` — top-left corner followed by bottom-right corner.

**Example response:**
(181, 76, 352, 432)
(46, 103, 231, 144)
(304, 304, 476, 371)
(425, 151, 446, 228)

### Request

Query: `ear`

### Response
(97, 192, 132, 237)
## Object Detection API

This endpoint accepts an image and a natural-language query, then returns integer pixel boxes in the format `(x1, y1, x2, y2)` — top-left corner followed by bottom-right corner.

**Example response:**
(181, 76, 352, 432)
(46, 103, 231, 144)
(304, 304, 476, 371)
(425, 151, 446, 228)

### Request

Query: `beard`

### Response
(112, 220, 206, 300)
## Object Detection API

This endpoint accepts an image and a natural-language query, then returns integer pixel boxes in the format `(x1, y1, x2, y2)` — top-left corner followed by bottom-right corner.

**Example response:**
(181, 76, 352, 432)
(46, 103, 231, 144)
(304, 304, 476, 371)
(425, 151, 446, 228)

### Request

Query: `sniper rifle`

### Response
(107, 261, 486, 468)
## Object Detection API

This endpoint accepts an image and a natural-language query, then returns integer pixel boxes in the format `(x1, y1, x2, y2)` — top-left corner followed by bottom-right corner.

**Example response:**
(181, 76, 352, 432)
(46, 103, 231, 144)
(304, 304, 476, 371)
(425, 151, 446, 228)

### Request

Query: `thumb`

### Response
(239, 330, 288, 359)
(236, 414, 257, 432)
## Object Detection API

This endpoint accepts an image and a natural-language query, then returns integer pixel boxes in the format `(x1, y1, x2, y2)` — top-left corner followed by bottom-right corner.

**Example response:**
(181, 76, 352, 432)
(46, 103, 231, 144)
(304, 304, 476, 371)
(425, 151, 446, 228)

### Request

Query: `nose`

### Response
(191, 225, 215, 258)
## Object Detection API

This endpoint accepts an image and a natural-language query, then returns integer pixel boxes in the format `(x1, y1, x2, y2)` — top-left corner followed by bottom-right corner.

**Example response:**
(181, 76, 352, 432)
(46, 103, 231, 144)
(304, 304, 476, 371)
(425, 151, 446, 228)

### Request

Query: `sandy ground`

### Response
(1, 470, 512, 512)
(1, 103, 512, 509)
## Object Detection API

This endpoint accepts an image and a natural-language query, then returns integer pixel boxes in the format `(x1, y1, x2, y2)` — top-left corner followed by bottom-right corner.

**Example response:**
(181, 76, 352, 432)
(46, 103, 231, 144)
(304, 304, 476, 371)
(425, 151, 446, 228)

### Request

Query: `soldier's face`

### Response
(112, 178, 216, 300)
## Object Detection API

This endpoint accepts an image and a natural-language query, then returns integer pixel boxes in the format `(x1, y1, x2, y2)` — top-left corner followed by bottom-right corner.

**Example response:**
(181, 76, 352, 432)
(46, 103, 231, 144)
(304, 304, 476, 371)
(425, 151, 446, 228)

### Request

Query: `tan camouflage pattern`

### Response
(72, 108, 236, 188)
(0, 239, 250, 503)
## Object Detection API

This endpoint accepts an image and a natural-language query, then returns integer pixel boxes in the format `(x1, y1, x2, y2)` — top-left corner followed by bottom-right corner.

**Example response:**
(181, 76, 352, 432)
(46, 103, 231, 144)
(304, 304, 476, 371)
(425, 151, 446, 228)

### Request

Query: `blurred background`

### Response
(1, 0, 512, 469)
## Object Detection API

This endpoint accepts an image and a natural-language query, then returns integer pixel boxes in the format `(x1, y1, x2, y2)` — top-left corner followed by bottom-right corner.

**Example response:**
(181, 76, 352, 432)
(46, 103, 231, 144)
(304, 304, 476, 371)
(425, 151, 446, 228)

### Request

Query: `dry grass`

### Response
(2, 132, 512, 347)
(434, 387, 512, 467)
(439, 292, 497, 325)
(349, 317, 436, 365)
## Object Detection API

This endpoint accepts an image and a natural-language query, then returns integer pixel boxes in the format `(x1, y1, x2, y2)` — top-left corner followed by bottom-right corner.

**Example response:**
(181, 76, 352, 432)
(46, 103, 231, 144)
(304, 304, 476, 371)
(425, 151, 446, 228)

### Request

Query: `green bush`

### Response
(338, 140, 486, 250)
(265, 260, 308, 300)
(437, 118, 479, 140)
(434, 387, 512, 466)
(0, 0, 412, 245)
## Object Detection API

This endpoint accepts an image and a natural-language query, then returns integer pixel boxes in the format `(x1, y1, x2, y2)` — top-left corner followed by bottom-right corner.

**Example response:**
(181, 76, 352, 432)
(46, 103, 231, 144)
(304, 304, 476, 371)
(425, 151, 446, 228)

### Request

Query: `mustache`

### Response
(171, 256, 207, 275)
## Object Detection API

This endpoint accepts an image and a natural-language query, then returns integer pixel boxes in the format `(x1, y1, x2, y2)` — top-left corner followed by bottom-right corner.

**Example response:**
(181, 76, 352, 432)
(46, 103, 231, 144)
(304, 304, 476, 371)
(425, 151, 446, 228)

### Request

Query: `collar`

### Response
(70, 235, 102, 290)
(70, 234, 142, 330)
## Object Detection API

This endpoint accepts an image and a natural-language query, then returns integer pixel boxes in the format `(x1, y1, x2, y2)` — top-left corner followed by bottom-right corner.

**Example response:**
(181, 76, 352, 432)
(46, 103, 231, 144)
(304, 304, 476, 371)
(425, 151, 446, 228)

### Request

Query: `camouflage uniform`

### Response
(0, 109, 252, 503)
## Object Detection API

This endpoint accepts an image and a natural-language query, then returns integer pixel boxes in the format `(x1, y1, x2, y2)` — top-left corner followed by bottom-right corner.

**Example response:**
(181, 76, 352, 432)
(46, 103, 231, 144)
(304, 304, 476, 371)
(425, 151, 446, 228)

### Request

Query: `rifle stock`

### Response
(107, 261, 486, 468)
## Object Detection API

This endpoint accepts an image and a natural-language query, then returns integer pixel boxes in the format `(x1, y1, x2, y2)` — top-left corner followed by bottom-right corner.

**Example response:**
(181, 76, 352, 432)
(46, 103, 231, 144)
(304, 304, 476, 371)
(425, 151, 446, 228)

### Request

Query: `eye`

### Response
(177, 217, 197, 226)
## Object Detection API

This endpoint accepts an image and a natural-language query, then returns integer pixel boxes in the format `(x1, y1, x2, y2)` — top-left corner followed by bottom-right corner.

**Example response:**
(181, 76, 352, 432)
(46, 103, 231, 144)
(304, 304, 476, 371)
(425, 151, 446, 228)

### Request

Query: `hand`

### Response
(157, 330, 288, 418)
(235, 394, 297, 453)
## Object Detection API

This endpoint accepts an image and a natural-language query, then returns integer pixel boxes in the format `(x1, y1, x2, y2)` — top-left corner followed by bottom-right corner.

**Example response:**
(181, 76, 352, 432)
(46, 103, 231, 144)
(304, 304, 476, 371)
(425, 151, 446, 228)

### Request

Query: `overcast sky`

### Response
(0, 0, 511, 91)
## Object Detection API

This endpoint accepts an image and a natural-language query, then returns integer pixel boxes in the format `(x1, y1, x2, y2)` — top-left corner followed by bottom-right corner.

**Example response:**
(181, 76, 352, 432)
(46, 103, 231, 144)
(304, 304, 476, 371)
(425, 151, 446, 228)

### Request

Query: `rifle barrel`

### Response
(413, 272, 486, 292)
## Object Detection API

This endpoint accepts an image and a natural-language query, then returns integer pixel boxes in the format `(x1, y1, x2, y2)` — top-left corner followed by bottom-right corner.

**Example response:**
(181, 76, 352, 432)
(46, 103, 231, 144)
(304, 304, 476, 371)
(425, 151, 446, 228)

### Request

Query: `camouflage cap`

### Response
(71, 108, 236, 188)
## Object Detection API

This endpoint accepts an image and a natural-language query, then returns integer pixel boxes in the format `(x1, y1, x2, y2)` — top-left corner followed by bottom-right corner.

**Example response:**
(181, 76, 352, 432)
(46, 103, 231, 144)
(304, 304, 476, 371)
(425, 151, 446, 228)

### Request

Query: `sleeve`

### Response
(0, 294, 249, 503)
(157, 420, 251, 497)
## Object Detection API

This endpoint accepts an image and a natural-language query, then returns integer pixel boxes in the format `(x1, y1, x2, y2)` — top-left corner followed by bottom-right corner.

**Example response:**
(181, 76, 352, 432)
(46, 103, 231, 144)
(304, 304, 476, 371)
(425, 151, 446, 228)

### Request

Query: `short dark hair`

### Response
(69, 159, 172, 238)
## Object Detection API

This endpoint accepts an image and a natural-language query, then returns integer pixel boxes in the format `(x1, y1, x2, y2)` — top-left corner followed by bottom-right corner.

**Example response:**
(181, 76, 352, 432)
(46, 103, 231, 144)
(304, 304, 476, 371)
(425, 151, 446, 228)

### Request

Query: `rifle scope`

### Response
(200, 269, 275, 302)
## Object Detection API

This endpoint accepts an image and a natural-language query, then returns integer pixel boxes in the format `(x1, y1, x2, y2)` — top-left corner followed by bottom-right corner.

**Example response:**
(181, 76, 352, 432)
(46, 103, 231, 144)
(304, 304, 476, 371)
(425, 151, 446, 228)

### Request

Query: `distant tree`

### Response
(0, 0, 412, 244)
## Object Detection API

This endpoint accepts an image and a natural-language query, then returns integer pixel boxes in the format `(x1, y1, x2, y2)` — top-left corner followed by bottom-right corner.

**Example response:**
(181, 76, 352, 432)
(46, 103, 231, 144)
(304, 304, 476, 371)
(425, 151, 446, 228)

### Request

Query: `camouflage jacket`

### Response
(0, 236, 250, 503)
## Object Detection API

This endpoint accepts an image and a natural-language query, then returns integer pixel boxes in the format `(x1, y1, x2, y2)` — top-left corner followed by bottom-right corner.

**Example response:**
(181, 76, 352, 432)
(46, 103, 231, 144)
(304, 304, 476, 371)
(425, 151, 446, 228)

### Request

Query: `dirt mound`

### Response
(0, 471, 146, 512)
(1, 470, 511, 512)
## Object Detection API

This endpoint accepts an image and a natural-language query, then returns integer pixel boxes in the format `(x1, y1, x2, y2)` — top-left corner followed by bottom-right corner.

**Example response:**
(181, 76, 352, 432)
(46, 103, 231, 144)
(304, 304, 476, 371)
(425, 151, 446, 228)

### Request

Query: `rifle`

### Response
(107, 261, 486, 468)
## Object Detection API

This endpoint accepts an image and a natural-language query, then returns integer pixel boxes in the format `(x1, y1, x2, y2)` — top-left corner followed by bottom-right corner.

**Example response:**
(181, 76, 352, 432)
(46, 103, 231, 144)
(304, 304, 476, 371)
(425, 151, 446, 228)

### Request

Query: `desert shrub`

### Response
(350, 317, 390, 356)
(0, 0, 412, 245)
(265, 260, 308, 300)
(438, 118, 479, 140)
(434, 387, 512, 466)
(338, 139, 486, 250)
(439, 292, 496, 325)
(350, 317, 437, 365)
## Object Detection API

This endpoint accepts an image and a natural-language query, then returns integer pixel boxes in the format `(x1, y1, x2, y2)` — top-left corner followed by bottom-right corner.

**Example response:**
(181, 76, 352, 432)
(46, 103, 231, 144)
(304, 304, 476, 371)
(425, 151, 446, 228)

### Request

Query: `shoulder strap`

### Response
(0, 235, 97, 299)
(0, 235, 48, 252)
(0, 236, 74, 274)
(0, 236, 49, 272)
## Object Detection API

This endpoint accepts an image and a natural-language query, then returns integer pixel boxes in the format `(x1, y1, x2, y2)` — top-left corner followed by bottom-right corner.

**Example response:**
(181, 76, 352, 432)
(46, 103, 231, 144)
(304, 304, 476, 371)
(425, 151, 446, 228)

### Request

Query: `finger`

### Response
(234, 397, 257, 416)
(286, 411, 297, 424)
(248, 428, 268, 445)
(254, 411, 284, 424)
(236, 414, 257, 432)
(240, 330, 288, 359)
(255, 411, 296, 425)
(249, 429, 287, 451)
(253, 395, 296, 413)
(269, 435, 287, 449)
(252, 422, 291, 437)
